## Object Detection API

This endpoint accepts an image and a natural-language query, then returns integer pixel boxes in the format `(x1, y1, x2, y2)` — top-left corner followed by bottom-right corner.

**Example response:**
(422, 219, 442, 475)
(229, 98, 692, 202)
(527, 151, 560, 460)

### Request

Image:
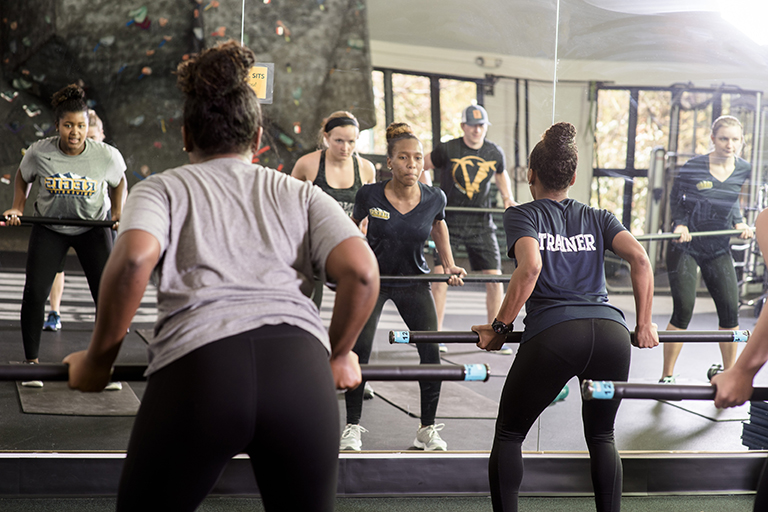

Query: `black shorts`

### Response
(434, 227, 501, 271)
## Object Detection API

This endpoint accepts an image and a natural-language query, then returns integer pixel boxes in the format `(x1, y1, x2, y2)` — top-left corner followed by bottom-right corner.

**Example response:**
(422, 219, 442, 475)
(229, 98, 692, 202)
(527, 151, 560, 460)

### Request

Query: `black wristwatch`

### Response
(492, 318, 512, 335)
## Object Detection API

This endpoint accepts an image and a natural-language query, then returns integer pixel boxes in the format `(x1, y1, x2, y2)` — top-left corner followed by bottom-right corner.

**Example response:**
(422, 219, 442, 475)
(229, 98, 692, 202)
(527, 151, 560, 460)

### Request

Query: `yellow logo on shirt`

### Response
(696, 180, 713, 191)
(450, 156, 497, 199)
(43, 173, 97, 197)
(369, 207, 390, 220)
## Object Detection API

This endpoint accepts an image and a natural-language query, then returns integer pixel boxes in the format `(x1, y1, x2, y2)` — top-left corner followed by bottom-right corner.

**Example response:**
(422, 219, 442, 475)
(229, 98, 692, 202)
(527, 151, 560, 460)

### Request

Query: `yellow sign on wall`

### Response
(247, 63, 274, 104)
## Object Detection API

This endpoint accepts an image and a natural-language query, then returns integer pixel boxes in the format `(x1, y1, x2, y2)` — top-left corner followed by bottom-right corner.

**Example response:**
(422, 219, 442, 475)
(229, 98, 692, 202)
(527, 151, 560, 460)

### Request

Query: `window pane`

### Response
(594, 90, 630, 169)
(629, 177, 648, 236)
(590, 176, 625, 223)
(357, 70, 386, 155)
(439, 78, 477, 143)
(677, 92, 712, 164)
(392, 73, 432, 149)
(634, 91, 671, 169)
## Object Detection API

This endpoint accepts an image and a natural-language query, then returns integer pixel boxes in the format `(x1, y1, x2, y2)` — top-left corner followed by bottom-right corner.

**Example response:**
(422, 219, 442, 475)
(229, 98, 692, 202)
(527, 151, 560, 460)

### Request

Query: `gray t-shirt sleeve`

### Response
(117, 178, 171, 252)
(105, 145, 128, 188)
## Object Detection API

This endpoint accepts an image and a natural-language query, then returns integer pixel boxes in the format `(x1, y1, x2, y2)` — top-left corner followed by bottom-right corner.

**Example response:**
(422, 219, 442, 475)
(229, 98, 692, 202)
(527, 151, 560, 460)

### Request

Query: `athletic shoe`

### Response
(707, 364, 724, 382)
(105, 382, 123, 391)
(439, 343, 448, 353)
(550, 384, 569, 405)
(659, 376, 676, 384)
(499, 344, 513, 355)
(42, 311, 61, 332)
(21, 360, 43, 388)
(363, 382, 375, 400)
(340, 424, 367, 451)
(413, 423, 448, 451)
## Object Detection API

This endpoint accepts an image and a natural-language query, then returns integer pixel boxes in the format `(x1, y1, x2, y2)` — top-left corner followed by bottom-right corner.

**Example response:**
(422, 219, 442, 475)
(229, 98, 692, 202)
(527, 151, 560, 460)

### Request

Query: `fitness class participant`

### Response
(662, 115, 753, 383)
(292, 110, 376, 309)
(63, 41, 379, 512)
(713, 208, 768, 512)
(473, 122, 658, 512)
(340, 122, 467, 451)
(44, 108, 116, 333)
(425, 105, 516, 354)
(2, 84, 126, 387)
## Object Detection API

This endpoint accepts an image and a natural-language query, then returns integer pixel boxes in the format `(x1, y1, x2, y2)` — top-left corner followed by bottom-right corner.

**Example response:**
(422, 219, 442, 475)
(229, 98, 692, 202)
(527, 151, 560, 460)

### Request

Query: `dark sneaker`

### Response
(707, 364, 724, 382)
(43, 311, 61, 331)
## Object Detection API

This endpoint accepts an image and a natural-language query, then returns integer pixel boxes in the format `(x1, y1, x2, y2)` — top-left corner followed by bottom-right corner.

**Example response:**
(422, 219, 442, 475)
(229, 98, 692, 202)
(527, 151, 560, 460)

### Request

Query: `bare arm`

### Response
(290, 152, 320, 182)
(494, 170, 517, 208)
(473, 236, 540, 351)
(712, 209, 768, 407)
(359, 157, 377, 185)
(324, 237, 380, 389)
(2, 168, 32, 225)
(64, 230, 161, 390)
(108, 175, 127, 225)
(430, 219, 466, 286)
(611, 231, 658, 348)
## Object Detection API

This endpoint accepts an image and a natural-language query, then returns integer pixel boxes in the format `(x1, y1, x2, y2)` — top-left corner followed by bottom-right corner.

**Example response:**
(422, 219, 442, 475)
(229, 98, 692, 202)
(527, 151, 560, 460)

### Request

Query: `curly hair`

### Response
(176, 40, 262, 155)
(385, 122, 420, 158)
(51, 84, 88, 121)
(529, 122, 578, 191)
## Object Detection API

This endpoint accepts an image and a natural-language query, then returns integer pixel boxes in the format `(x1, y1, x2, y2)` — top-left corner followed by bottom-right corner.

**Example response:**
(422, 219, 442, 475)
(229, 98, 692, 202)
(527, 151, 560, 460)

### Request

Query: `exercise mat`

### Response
(370, 380, 498, 419)
(17, 381, 140, 416)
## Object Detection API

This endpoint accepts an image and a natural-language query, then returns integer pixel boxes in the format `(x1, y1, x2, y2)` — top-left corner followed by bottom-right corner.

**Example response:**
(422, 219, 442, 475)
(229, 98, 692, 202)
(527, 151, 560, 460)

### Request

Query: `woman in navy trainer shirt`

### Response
(340, 122, 466, 452)
(473, 122, 658, 512)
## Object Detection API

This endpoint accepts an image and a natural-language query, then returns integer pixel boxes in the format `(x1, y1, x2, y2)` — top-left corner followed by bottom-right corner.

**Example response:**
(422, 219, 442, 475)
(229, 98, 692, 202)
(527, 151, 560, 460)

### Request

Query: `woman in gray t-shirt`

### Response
(63, 41, 379, 512)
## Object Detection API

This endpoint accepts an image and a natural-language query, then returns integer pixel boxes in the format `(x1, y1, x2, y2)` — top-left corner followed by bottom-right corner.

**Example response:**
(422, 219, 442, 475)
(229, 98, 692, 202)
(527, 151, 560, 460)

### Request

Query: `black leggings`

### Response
(117, 324, 339, 512)
(489, 319, 631, 512)
(22, 224, 112, 360)
(667, 244, 739, 329)
(345, 283, 441, 425)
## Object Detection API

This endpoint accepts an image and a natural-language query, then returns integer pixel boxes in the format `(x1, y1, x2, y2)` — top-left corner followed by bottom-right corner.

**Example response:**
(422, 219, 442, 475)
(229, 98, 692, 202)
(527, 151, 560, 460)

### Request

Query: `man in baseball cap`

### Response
(424, 104, 516, 354)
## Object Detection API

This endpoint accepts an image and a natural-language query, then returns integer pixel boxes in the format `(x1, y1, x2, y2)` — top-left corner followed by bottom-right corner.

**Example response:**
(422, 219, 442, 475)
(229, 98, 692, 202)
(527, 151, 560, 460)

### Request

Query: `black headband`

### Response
(324, 117, 359, 133)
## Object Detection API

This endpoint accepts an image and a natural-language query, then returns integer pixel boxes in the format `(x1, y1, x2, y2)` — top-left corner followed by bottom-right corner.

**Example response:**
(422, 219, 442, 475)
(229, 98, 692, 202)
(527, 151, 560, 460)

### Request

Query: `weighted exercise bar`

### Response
(0, 363, 490, 383)
(6, 216, 116, 228)
(381, 274, 511, 284)
(634, 229, 747, 242)
(581, 379, 768, 402)
(390, 329, 750, 345)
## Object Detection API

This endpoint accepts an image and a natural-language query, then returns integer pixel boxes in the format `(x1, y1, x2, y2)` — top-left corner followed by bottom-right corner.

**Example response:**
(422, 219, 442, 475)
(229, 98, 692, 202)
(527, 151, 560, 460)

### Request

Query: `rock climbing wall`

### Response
(0, 0, 374, 215)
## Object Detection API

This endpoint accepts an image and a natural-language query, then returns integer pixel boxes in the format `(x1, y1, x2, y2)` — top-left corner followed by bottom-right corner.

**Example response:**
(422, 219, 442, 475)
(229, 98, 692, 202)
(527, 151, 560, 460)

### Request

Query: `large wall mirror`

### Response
(1, 0, 767, 463)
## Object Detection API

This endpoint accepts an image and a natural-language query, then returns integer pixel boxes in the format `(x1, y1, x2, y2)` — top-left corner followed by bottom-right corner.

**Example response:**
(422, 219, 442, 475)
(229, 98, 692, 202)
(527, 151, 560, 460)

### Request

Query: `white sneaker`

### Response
(340, 424, 367, 451)
(499, 344, 513, 355)
(363, 382, 375, 400)
(413, 423, 447, 451)
(21, 380, 44, 388)
(439, 343, 448, 353)
(105, 381, 123, 391)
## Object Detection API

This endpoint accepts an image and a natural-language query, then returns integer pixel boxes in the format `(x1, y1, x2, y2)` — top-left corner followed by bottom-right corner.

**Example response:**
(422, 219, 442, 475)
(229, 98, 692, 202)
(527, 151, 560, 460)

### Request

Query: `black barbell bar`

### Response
(389, 330, 750, 345)
(581, 380, 768, 401)
(1, 363, 490, 383)
(8, 216, 116, 228)
(380, 275, 511, 283)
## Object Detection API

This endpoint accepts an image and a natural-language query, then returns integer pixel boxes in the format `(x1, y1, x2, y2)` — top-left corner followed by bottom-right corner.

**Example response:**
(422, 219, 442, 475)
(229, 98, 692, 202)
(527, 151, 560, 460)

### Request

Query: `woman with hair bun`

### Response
(292, 110, 376, 309)
(2, 84, 126, 384)
(662, 115, 753, 384)
(340, 122, 466, 452)
(473, 122, 658, 512)
(64, 41, 379, 511)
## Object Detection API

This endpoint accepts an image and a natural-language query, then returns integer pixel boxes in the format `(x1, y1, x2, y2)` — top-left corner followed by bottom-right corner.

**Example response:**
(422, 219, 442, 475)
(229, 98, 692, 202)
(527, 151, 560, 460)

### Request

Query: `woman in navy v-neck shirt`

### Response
(340, 123, 466, 452)
(662, 115, 754, 383)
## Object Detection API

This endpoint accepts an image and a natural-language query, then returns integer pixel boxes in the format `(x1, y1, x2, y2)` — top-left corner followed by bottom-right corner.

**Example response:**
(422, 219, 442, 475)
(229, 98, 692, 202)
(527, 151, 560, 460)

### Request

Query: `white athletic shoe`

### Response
(21, 380, 44, 388)
(499, 344, 513, 355)
(413, 423, 448, 451)
(105, 381, 123, 391)
(439, 343, 448, 353)
(363, 382, 375, 400)
(340, 424, 367, 451)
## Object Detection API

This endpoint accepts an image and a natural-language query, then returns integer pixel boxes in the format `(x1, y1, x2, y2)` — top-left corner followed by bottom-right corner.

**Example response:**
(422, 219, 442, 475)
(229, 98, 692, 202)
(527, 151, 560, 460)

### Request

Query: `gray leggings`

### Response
(666, 244, 739, 329)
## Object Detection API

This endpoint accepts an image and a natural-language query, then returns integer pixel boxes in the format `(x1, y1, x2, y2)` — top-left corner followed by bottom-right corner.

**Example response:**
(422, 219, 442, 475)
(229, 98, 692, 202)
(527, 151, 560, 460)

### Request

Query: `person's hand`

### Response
(445, 265, 467, 286)
(330, 351, 362, 391)
(632, 323, 659, 348)
(2, 208, 23, 227)
(111, 211, 121, 231)
(472, 323, 507, 351)
(63, 350, 112, 392)
(712, 367, 754, 409)
(735, 222, 754, 240)
(673, 224, 691, 243)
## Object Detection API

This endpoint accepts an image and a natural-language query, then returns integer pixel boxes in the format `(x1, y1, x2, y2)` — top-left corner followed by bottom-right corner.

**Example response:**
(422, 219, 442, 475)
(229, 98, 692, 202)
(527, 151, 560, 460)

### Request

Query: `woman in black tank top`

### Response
(291, 111, 376, 309)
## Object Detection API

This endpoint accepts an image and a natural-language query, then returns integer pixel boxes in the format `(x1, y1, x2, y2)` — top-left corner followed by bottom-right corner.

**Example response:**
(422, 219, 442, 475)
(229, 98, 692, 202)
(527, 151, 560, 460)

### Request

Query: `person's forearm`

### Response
(12, 169, 30, 211)
(495, 265, 536, 324)
(108, 177, 126, 219)
(495, 171, 516, 206)
(327, 265, 379, 360)
(630, 252, 654, 328)
(87, 236, 158, 366)
(432, 220, 456, 269)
